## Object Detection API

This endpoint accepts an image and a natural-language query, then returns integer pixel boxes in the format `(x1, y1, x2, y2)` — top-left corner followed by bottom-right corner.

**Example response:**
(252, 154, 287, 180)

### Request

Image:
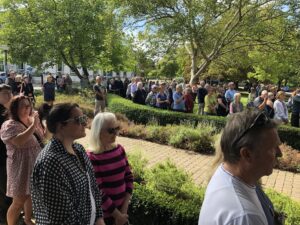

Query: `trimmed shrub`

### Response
(108, 94, 300, 150)
(129, 183, 200, 225)
(146, 125, 169, 144)
(277, 143, 300, 173)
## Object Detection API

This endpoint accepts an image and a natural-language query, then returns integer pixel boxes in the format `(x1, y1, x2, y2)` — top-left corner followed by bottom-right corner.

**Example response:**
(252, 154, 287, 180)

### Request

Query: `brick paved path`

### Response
(77, 130, 300, 202)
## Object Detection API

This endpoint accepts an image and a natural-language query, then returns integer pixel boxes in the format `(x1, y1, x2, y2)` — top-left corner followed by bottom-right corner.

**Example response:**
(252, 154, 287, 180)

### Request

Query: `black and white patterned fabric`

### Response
(31, 138, 103, 225)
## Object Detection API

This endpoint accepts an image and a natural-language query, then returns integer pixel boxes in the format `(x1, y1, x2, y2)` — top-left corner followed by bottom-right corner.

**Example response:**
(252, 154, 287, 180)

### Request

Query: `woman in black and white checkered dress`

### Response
(31, 103, 105, 225)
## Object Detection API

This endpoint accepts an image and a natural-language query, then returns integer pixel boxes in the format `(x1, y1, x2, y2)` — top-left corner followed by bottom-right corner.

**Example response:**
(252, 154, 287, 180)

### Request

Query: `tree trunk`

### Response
(81, 67, 90, 88)
(190, 59, 212, 84)
(189, 53, 197, 85)
(277, 79, 283, 91)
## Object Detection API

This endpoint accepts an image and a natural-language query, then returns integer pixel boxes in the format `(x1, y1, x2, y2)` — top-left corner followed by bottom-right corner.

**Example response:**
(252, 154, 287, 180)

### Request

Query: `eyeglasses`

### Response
(64, 115, 88, 126)
(106, 126, 120, 134)
(232, 112, 270, 146)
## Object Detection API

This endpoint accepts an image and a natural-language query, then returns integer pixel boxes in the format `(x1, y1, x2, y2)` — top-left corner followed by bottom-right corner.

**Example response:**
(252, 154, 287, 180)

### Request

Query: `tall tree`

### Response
(121, 0, 295, 83)
(1, 0, 109, 83)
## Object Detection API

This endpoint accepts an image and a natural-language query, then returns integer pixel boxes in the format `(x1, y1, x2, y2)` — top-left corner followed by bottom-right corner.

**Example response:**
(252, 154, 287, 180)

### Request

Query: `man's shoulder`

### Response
(200, 166, 267, 225)
(253, 97, 262, 103)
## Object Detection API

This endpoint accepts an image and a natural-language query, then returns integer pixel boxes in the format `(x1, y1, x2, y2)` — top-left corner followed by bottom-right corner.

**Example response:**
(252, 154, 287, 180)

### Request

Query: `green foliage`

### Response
(146, 160, 204, 202)
(168, 125, 215, 154)
(145, 125, 169, 144)
(127, 151, 148, 183)
(127, 155, 300, 225)
(265, 189, 300, 225)
(35, 90, 94, 117)
(121, 0, 294, 83)
(129, 183, 200, 225)
(0, 0, 133, 79)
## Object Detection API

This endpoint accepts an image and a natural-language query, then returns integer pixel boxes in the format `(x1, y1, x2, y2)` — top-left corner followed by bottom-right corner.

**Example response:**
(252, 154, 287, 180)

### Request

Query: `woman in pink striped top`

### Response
(87, 112, 133, 225)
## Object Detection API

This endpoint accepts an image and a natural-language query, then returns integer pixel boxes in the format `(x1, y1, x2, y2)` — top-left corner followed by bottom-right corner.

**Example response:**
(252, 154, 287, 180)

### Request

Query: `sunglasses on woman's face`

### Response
(106, 126, 120, 134)
(64, 115, 88, 126)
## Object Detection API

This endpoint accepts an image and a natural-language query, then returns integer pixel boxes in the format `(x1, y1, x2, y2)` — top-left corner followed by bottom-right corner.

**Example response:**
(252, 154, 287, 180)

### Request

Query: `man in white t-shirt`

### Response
(198, 110, 282, 225)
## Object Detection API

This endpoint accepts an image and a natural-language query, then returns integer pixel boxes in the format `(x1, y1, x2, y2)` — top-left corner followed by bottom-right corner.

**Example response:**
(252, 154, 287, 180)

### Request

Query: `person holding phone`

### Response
(0, 95, 45, 225)
(253, 90, 268, 113)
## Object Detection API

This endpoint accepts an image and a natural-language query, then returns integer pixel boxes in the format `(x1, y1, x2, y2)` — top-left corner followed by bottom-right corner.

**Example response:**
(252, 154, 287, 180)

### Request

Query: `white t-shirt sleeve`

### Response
(226, 213, 267, 225)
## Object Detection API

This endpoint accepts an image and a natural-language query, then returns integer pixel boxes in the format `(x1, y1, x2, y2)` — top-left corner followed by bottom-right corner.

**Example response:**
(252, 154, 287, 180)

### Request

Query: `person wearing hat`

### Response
(145, 84, 158, 107)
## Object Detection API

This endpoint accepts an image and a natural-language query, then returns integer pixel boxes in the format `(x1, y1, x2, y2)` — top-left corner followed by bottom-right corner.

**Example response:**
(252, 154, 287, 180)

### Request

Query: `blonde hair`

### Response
(15, 74, 22, 82)
(205, 134, 224, 185)
(276, 91, 285, 99)
(89, 112, 117, 154)
(46, 75, 53, 83)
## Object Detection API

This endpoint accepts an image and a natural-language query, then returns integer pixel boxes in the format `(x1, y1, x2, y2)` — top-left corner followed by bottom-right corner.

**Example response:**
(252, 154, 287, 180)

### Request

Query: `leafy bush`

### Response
(277, 143, 300, 173)
(168, 123, 216, 154)
(146, 160, 191, 197)
(127, 151, 148, 183)
(146, 124, 169, 144)
(129, 183, 200, 225)
(265, 189, 300, 225)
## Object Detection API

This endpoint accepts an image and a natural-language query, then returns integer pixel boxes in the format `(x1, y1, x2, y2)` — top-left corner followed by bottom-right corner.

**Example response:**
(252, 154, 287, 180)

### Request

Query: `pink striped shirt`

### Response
(87, 144, 133, 218)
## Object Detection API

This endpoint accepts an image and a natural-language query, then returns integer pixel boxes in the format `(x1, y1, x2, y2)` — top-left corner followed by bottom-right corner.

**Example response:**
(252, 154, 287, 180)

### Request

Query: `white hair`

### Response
(89, 112, 117, 154)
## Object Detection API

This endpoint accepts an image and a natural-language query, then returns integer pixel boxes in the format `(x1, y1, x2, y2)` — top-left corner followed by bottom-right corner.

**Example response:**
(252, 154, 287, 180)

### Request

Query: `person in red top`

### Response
(184, 87, 194, 113)
(87, 112, 133, 225)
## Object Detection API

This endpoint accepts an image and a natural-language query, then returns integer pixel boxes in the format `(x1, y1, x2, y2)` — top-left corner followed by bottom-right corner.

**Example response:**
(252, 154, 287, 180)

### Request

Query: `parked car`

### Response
(0, 72, 6, 83)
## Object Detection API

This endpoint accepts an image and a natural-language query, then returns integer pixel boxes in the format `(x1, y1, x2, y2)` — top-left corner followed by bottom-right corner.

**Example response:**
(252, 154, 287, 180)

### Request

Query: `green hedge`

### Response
(129, 184, 300, 225)
(108, 94, 300, 150)
(128, 183, 200, 225)
(108, 94, 226, 128)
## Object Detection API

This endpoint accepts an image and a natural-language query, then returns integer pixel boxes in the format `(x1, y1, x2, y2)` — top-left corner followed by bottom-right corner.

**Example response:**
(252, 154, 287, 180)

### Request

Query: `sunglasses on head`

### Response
(64, 115, 88, 126)
(106, 126, 120, 134)
(233, 111, 270, 146)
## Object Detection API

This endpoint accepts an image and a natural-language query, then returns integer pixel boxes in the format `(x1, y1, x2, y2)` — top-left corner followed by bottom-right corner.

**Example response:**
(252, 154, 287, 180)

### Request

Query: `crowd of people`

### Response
(0, 71, 296, 225)
(98, 75, 300, 127)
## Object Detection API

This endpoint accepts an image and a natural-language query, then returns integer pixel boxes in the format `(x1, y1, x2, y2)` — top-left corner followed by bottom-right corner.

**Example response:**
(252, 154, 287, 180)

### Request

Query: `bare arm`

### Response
(10, 113, 39, 147)
(258, 98, 267, 110)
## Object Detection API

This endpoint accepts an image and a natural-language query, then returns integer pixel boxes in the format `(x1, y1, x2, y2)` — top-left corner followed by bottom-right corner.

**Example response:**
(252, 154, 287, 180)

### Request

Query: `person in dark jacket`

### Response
(5, 71, 18, 96)
(184, 88, 194, 113)
(0, 84, 12, 223)
(216, 88, 228, 117)
(20, 75, 35, 104)
(132, 82, 147, 105)
(291, 89, 300, 127)
(43, 74, 56, 106)
(197, 81, 207, 115)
